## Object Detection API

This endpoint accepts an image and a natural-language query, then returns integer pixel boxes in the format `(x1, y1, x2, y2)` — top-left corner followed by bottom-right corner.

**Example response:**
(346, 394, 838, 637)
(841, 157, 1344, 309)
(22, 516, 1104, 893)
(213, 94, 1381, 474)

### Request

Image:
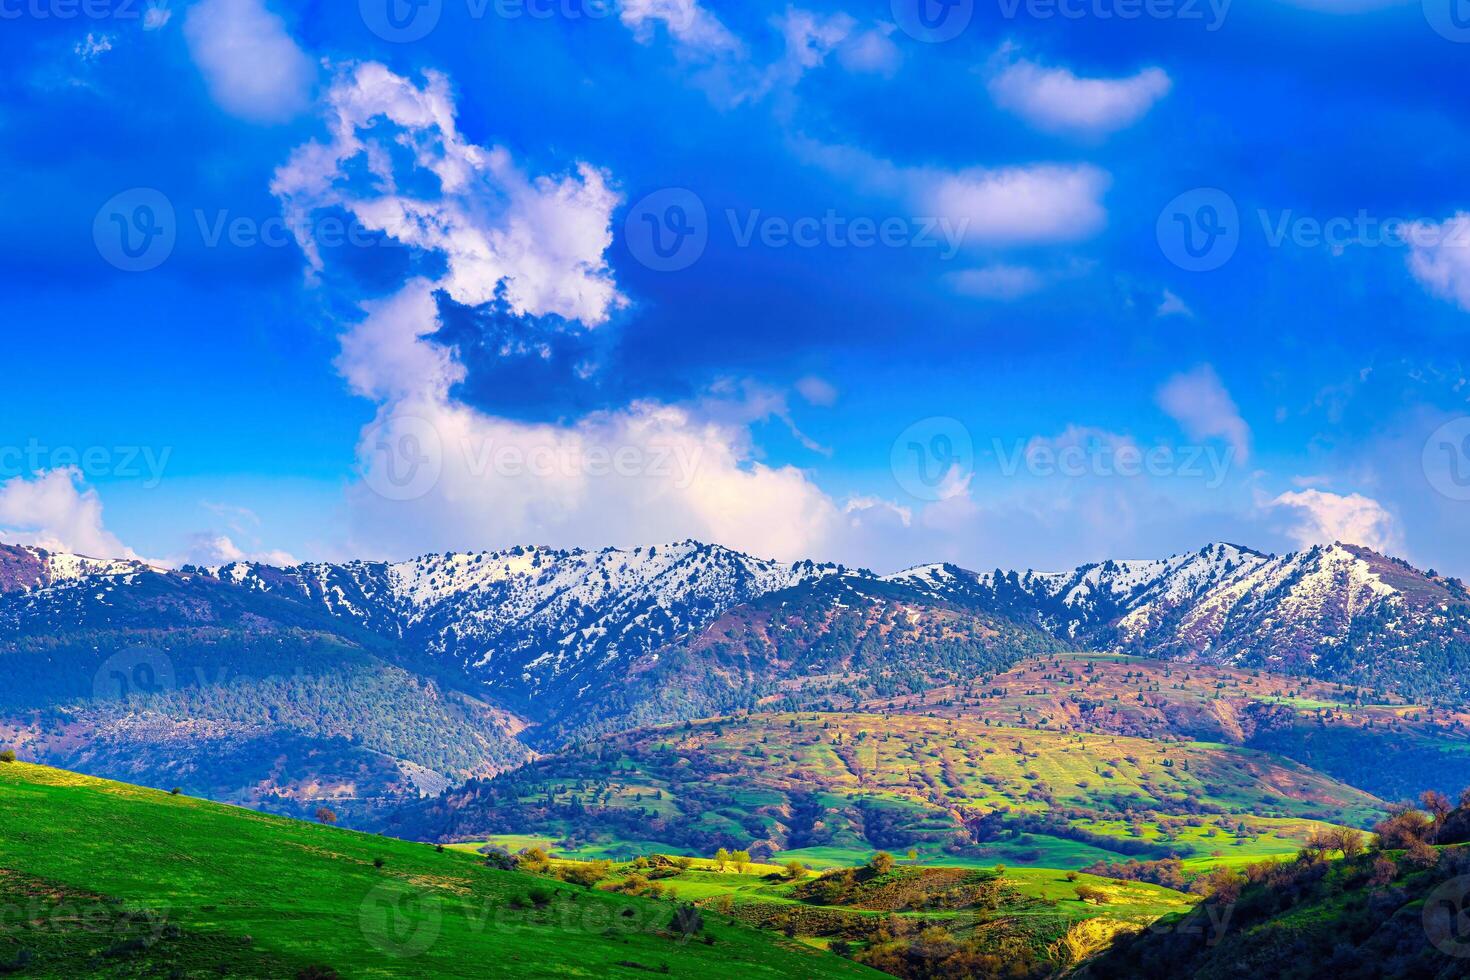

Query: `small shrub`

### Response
(482, 848, 520, 871)
(0, 751, 15, 764)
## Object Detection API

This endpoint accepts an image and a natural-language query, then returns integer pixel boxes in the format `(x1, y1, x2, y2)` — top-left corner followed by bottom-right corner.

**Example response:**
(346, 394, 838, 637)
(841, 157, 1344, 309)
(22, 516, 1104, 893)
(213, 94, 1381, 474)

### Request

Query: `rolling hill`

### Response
(856, 651, 1470, 803)
(0, 759, 873, 978)
(392, 712, 1386, 869)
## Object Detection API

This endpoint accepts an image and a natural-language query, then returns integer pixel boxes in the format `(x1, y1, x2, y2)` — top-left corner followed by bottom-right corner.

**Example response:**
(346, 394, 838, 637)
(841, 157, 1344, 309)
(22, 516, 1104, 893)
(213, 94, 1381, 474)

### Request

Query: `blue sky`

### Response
(1, 0, 1469, 576)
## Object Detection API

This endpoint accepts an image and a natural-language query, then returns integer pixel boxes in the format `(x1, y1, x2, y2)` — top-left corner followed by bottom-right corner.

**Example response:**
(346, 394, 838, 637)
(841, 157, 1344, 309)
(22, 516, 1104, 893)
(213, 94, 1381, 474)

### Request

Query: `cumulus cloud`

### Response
(620, 0, 742, 54)
(1267, 488, 1401, 553)
(837, 23, 901, 76)
(1156, 365, 1251, 463)
(273, 64, 624, 328)
(167, 533, 298, 568)
(988, 55, 1172, 138)
(796, 138, 1110, 246)
(767, 9, 899, 86)
(0, 469, 136, 558)
(183, 0, 314, 122)
(276, 63, 857, 562)
(1403, 212, 1470, 312)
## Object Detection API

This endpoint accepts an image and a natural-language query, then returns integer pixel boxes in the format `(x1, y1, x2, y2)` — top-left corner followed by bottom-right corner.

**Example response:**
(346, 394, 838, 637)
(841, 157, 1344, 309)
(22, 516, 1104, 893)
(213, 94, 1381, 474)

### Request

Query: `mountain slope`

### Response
(891, 543, 1470, 699)
(214, 541, 851, 719)
(0, 760, 873, 978)
(0, 546, 530, 813)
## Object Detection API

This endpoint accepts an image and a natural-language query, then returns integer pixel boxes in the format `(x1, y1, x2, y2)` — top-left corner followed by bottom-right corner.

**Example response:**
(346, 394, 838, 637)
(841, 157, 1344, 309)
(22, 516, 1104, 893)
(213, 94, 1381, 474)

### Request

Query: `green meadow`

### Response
(0, 762, 873, 978)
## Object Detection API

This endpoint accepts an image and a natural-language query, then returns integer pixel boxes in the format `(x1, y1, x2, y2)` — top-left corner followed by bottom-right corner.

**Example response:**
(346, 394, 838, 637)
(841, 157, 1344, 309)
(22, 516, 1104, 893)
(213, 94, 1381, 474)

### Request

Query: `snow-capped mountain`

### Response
(889, 542, 1470, 695)
(0, 542, 154, 595)
(7, 537, 1469, 711)
(206, 540, 851, 713)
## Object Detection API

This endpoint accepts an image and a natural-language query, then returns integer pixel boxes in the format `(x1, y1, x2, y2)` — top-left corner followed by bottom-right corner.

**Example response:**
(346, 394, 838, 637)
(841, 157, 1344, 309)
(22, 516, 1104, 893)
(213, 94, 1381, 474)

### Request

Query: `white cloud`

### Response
(75, 33, 114, 62)
(1267, 488, 1400, 553)
(1403, 212, 1470, 312)
(0, 469, 136, 559)
(167, 532, 297, 568)
(988, 56, 1171, 138)
(273, 64, 624, 329)
(797, 139, 1110, 246)
(275, 63, 857, 563)
(1156, 365, 1251, 463)
(183, 0, 313, 123)
(1156, 288, 1193, 317)
(795, 375, 838, 407)
(948, 264, 1045, 300)
(837, 24, 901, 76)
(620, 0, 741, 54)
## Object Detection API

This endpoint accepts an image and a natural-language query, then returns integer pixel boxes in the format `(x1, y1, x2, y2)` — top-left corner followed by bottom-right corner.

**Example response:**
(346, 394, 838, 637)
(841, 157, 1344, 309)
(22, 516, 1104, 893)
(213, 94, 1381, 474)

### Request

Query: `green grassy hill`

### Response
(859, 652, 1470, 802)
(0, 761, 875, 978)
(1082, 842, 1470, 979)
(402, 711, 1384, 869)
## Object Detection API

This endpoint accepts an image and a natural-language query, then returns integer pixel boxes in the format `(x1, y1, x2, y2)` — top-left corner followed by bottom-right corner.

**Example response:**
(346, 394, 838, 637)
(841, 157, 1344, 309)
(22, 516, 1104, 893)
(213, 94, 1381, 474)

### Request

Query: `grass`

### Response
(0, 762, 876, 978)
(464, 709, 1385, 872)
